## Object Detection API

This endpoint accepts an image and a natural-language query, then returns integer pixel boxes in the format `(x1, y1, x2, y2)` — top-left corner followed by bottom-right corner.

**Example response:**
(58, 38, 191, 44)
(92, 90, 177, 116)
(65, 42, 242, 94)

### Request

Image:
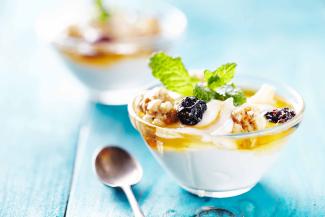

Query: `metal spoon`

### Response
(94, 146, 144, 217)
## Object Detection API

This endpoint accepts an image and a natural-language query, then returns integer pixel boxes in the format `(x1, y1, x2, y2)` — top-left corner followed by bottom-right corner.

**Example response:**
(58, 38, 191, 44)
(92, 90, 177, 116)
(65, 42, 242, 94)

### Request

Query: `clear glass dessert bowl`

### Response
(36, 1, 187, 105)
(128, 76, 304, 198)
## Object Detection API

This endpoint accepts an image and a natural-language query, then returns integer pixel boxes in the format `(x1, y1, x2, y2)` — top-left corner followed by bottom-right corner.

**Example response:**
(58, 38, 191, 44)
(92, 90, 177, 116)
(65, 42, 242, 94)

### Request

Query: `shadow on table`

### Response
(176, 183, 283, 216)
(106, 179, 285, 216)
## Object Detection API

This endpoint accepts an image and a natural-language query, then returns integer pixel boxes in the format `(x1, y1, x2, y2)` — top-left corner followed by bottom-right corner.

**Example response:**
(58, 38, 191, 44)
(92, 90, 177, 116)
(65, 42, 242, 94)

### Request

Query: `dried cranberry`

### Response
(92, 35, 113, 44)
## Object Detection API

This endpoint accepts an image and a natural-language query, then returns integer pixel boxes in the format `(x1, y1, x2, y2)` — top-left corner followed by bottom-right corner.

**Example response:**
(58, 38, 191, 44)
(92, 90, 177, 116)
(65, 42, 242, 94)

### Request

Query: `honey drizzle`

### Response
(60, 48, 152, 67)
(136, 89, 297, 151)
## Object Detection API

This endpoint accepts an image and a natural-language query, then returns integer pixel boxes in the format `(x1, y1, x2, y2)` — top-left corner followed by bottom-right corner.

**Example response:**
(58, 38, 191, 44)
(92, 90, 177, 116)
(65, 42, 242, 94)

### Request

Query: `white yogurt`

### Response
(151, 144, 281, 197)
(60, 54, 154, 90)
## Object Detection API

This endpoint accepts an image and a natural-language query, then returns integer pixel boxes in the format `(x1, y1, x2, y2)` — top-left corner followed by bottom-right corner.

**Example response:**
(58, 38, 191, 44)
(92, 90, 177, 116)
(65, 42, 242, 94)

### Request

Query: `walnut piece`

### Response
(231, 104, 266, 133)
(135, 88, 178, 126)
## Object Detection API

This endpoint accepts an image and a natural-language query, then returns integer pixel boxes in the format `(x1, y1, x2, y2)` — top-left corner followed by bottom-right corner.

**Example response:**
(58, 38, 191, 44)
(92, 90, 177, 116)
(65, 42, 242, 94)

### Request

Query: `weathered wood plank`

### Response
(0, 1, 87, 214)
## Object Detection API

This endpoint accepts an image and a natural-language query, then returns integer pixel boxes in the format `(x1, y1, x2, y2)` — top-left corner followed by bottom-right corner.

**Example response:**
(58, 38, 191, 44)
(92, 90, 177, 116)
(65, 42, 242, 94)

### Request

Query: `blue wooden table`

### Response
(1, 0, 325, 216)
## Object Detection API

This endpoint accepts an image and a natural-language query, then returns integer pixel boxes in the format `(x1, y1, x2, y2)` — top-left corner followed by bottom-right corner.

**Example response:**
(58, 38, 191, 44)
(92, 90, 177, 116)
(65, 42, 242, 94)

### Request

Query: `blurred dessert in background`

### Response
(59, 0, 161, 65)
(37, 0, 187, 104)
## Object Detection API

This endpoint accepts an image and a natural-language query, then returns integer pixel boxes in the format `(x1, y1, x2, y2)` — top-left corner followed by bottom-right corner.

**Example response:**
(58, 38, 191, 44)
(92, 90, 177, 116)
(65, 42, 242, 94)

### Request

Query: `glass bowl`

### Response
(37, 1, 187, 105)
(128, 75, 305, 198)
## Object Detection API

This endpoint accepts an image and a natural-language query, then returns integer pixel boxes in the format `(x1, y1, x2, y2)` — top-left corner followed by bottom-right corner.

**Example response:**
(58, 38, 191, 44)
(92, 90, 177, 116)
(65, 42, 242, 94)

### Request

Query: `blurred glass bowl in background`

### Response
(36, 0, 187, 105)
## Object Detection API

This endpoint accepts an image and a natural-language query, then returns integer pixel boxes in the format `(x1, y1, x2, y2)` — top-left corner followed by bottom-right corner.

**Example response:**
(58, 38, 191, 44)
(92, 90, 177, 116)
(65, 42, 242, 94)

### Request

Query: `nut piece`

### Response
(66, 25, 82, 38)
(231, 104, 266, 133)
(135, 88, 178, 126)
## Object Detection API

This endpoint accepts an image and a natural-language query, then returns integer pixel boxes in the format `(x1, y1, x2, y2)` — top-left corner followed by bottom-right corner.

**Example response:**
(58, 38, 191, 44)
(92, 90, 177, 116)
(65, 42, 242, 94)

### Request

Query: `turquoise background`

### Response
(1, 0, 325, 216)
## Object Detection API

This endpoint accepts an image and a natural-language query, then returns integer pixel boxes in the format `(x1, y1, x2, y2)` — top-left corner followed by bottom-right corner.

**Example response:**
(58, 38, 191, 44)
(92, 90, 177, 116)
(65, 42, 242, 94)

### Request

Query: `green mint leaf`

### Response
(149, 52, 199, 96)
(194, 83, 246, 106)
(232, 91, 246, 106)
(95, 0, 109, 22)
(149, 53, 245, 105)
(193, 84, 215, 102)
(204, 63, 236, 90)
(215, 83, 246, 106)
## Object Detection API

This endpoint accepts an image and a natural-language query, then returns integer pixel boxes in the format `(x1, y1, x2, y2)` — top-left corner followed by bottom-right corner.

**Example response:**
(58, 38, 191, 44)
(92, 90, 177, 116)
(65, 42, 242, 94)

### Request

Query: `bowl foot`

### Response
(181, 184, 255, 198)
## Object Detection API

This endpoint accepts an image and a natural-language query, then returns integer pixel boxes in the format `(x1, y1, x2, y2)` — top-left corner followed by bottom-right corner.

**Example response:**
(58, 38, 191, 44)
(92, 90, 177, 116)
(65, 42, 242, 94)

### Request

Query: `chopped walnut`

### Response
(66, 25, 82, 38)
(231, 104, 266, 133)
(135, 88, 178, 126)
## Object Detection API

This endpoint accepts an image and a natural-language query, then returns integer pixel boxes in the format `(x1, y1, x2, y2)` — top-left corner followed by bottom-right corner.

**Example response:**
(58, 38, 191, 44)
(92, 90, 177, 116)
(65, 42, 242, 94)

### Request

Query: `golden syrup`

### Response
(60, 48, 152, 68)
(135, 89, 296, 151)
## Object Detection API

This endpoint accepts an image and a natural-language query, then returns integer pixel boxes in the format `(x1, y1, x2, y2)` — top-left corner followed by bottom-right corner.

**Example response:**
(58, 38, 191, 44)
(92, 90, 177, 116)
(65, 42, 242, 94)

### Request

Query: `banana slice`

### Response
(195, 100, 222, 128)
(211, 98, 235, 135)
(248, 84, 275, 105)
(156, 128, 183, 139)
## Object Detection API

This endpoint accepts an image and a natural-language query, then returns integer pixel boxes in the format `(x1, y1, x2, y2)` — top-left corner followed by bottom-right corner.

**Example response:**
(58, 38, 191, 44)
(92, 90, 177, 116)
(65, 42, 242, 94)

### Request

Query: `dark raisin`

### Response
(92, 35, 113, 44)
(264, 107, 296, 123)
(180, 96, 198, 107)
(177, 97, 207, 125)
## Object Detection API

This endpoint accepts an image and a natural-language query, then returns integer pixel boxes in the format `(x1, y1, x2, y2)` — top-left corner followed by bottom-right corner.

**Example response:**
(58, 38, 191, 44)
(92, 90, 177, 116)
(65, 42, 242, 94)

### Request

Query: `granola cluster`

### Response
(135, 88, 178, 126)
(231, 105, 266, 133)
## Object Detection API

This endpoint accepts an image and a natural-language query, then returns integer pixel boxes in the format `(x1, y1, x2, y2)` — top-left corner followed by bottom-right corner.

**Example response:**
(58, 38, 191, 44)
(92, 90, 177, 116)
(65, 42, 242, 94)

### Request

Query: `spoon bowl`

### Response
(94, 146, 145, 217)
(94, 146, 143, 187)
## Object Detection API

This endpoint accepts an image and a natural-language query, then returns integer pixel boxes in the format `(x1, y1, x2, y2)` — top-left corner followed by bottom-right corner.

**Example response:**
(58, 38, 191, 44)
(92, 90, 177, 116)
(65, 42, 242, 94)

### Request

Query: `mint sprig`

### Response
(95, 0, 109, 22)
(149, 52, 246, 106)
(204, 63, 236, 90)
(193, 84, 215, 102)
(149, 52, 199, 96)
(214, 84, 247, 106)
(194, 83, 246, 106)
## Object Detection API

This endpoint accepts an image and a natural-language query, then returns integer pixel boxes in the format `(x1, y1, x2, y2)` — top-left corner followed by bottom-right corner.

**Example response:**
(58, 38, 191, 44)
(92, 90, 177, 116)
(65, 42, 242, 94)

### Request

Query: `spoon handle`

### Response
(122, 185, 145, 217)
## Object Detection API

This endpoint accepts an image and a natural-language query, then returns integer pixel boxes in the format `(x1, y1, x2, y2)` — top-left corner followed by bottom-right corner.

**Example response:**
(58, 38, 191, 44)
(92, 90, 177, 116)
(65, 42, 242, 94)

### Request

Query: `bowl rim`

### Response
(38, 1, 187, 56)
(127, 74, 305, 139)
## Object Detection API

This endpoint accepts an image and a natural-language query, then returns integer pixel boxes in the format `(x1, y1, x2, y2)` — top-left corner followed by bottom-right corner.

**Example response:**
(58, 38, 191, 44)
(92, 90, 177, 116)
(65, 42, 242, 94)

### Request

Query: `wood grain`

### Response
(0, 1, 87, 215)
(2, 0, 325, 216)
